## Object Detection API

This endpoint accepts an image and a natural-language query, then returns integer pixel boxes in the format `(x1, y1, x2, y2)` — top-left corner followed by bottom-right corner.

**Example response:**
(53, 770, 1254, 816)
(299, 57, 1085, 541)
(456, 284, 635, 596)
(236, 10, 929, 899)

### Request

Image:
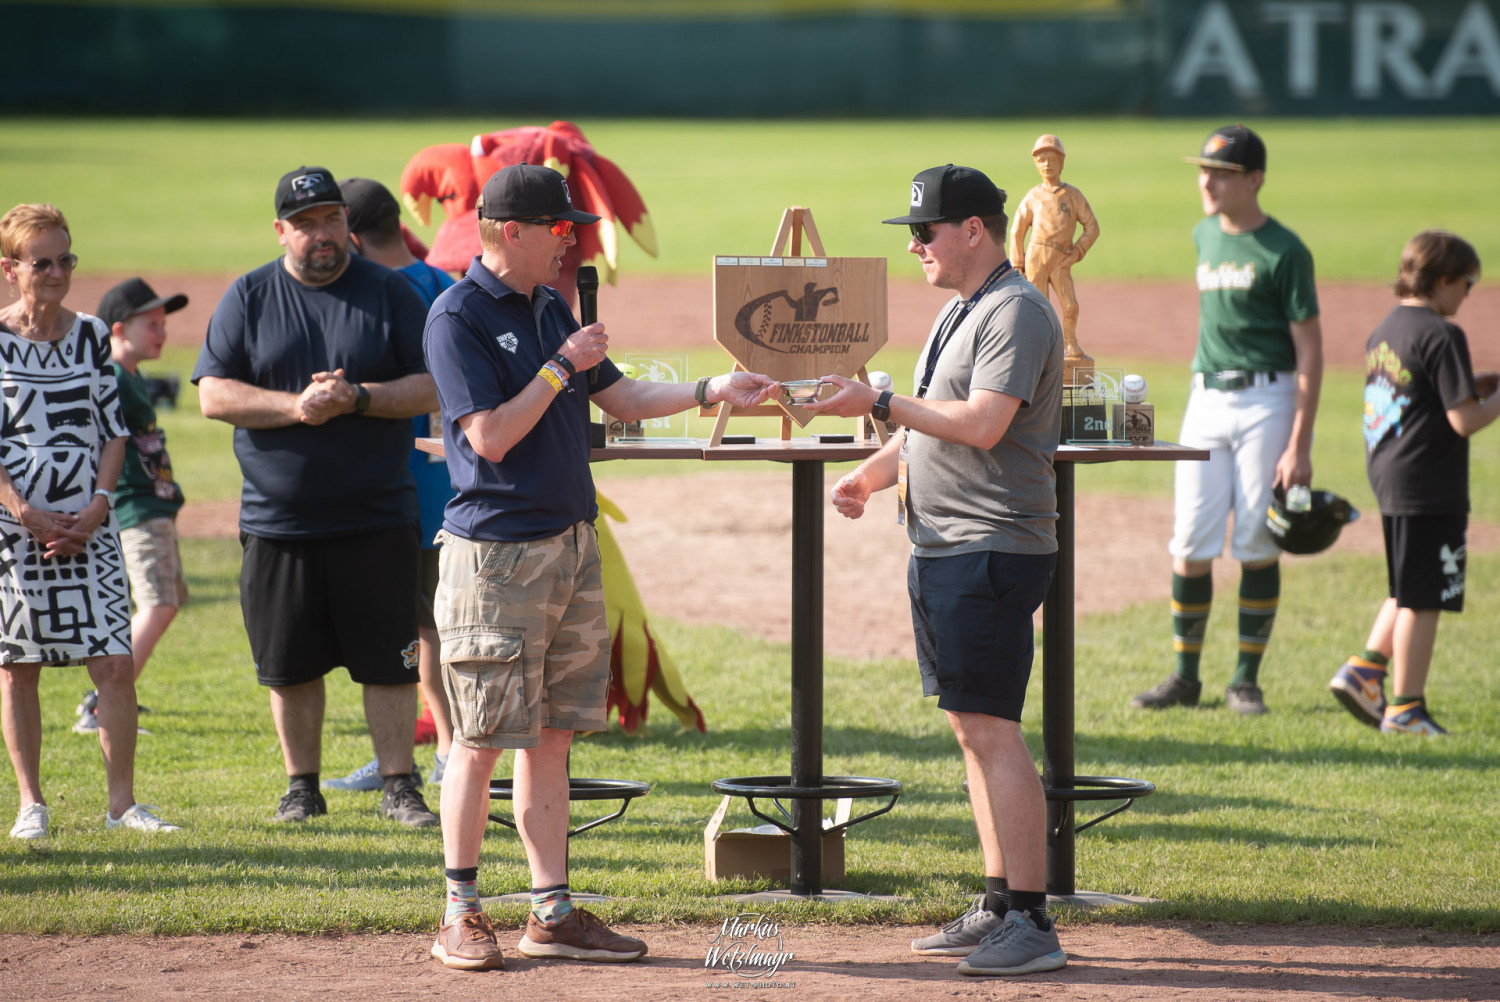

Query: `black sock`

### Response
(288, 773, 318, 793)
(1009, 889, 1051, 930)
(445, 866, 479, 883)
(983, 876, 1010, 915)
(382, 772, 416, 795)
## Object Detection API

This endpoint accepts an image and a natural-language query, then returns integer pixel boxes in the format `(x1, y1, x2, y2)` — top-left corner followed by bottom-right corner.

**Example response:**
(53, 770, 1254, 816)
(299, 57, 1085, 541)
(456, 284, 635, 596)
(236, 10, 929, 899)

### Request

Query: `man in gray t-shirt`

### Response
(807, 164, 1065, 977)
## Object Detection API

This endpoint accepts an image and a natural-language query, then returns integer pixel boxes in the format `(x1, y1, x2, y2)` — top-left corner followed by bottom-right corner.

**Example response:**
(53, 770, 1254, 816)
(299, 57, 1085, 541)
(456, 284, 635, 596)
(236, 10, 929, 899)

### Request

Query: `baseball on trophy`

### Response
(1122, 373, 1148, 403)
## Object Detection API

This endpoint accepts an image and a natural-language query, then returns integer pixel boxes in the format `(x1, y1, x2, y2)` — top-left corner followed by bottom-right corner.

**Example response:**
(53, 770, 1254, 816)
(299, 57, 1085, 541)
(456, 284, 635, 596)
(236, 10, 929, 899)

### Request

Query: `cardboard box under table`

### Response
(705, 795, 851, 883)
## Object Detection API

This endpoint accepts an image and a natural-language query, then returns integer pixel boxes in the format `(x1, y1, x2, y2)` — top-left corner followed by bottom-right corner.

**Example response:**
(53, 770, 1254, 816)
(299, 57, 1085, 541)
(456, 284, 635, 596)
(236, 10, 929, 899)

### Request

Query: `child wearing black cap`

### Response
(82, 278, 191, 735)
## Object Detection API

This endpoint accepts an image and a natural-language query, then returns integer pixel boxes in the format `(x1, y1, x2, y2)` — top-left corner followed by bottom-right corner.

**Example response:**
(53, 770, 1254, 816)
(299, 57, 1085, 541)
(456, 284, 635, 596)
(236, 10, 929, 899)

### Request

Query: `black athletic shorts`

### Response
(1383, 514, 1467, 613)
(908, 548, 1057, 721)
(416, 547, 439, 630)
(241, 522, 422, 687)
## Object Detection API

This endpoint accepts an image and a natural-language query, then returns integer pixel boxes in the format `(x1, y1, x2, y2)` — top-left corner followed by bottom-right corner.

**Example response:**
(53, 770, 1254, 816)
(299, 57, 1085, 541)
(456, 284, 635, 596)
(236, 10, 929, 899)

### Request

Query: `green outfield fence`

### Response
(3, 0, 1497, 116)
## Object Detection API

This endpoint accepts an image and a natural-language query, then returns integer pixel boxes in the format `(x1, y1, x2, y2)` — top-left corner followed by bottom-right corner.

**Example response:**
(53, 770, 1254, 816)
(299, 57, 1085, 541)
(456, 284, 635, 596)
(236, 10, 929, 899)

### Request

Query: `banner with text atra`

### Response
(1157, 0, 1500, 115)
(713, 256, 886, 427)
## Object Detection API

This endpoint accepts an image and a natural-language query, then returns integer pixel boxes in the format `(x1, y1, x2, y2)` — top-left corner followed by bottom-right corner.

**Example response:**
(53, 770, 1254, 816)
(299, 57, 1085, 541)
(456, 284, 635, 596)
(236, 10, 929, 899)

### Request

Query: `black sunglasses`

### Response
(908, 220, 958, 245)
(15, 253, 78, 273)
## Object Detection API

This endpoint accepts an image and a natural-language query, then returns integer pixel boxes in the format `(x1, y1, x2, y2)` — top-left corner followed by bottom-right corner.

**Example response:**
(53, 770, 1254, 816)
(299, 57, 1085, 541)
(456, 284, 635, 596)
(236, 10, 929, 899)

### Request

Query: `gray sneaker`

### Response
(1225, 682, 1268, 715)
(956, 910, 1066, 976)
(910, 897, 1004, 956)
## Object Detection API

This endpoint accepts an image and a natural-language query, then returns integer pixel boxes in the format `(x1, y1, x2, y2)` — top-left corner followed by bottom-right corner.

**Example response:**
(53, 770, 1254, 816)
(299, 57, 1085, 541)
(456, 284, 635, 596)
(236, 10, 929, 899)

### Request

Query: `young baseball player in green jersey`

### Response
(1132, 124, 1323, 717)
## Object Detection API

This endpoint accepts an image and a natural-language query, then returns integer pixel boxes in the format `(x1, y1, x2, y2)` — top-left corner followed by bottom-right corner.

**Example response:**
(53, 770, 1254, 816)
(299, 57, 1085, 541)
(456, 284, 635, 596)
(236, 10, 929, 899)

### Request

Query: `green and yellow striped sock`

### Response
(1172, 573, 1213, 683)
(1233, 564, 1280, 686)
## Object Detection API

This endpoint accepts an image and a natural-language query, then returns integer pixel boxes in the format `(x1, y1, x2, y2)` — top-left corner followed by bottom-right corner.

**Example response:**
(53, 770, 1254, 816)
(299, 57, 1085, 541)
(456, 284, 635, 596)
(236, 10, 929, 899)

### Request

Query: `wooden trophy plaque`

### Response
(706, 207, 888, 444)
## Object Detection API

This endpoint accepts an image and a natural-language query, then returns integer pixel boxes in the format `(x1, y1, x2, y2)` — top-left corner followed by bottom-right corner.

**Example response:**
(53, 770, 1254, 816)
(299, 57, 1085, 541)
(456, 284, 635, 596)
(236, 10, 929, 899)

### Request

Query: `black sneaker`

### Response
(380, 782, 439, 829)
(273, 788, 328, 823)
(1130, 674, 1202, 709)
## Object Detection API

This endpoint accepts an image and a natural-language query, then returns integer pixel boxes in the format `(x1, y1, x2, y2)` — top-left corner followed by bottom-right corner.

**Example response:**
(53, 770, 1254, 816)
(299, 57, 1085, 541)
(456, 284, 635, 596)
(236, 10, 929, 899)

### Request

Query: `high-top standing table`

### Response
(415, 436, 1205, 898)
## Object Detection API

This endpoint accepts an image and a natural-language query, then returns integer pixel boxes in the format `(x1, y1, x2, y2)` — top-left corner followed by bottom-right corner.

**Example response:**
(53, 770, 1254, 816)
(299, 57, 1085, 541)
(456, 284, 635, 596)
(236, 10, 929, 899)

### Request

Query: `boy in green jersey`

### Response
(85, 278, 190, 733)
(1132, 125, 1323, 717)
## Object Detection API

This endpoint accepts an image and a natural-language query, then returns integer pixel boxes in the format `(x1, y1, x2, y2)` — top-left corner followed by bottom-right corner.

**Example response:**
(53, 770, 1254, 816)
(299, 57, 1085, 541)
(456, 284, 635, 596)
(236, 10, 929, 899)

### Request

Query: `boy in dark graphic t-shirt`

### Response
(1330, 231, 1500, 736)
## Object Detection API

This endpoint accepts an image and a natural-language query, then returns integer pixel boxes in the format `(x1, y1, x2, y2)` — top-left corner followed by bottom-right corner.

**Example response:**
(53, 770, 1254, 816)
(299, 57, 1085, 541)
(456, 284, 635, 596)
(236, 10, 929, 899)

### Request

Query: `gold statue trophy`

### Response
(1008, 133, 1100, 384)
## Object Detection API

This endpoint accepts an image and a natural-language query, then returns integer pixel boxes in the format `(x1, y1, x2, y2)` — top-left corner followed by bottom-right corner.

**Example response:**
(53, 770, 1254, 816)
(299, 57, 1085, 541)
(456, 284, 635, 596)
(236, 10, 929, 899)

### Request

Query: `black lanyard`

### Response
(916, 261, 1012, 398)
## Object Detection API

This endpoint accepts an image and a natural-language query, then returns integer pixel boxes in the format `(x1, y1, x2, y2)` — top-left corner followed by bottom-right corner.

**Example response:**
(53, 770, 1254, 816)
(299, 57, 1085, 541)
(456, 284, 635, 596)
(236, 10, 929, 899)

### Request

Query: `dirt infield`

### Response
(5, 922, 1497, 1001)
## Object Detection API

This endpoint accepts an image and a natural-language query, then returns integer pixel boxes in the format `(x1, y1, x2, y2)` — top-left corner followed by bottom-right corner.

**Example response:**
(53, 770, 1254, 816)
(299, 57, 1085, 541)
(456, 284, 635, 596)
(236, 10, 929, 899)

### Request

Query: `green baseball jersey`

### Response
(112, 363, 185, 529)
(1191, 215, 1318, 375)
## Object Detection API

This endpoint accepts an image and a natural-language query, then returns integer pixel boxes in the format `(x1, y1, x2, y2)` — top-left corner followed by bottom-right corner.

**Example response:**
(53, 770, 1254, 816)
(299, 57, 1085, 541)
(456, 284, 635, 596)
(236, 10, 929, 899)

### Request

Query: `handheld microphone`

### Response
(576, 266, 600, 389)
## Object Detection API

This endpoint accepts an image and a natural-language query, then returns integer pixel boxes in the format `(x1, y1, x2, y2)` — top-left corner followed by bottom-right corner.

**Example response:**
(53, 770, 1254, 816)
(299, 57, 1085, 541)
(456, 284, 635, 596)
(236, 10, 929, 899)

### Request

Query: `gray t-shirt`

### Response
(904, 270, 1063, 556)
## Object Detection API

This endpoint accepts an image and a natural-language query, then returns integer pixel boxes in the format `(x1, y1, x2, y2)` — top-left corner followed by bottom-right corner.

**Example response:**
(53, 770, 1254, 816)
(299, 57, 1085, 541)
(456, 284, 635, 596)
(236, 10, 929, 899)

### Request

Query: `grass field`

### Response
(3, 117, 1499, 937)
(1, 537, 1496, 935)
(3, 117, 1499, 280)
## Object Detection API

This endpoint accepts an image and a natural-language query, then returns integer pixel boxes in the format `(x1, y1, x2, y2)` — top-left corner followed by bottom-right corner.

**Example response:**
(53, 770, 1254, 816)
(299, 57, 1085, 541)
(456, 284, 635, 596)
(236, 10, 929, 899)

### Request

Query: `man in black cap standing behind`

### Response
(806, 164, 1067, 976)
(423, 163, 778, 971)
(192, 166, 440, 829)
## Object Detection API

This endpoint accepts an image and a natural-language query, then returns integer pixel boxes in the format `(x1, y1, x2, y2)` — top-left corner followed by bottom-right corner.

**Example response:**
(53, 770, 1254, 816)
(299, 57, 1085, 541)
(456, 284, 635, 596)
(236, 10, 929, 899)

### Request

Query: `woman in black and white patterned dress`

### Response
(0, 203, 178, 838)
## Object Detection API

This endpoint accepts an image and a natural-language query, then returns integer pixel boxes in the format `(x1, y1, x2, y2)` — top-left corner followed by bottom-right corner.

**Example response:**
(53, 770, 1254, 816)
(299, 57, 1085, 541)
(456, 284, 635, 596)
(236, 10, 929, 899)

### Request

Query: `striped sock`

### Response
(1233, 564, 1280, 686)
(443, 867, 480, 925)
(531, 883, 573, 927)
(1172, 573, 1213, 682)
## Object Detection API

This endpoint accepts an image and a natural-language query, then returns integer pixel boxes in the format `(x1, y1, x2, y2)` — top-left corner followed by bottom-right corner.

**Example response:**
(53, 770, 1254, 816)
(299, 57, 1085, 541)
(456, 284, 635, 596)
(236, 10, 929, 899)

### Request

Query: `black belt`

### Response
(1199, 370, 1277, 391)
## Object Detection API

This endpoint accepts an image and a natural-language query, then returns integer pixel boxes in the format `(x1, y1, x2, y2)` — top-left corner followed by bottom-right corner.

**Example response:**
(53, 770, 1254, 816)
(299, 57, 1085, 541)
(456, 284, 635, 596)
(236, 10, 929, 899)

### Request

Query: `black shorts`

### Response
(416, 547, 439, 630)
(241, 523, 421, 688)
(1383, 514, 1467, 612)
(908, 548, 1057, 721)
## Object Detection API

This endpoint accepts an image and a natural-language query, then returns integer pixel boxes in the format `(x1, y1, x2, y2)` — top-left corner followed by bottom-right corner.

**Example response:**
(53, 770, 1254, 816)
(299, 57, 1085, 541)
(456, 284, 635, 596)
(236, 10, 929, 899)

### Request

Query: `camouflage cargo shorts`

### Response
(434, 523, 610, 750)
(119, 516, 190, 609)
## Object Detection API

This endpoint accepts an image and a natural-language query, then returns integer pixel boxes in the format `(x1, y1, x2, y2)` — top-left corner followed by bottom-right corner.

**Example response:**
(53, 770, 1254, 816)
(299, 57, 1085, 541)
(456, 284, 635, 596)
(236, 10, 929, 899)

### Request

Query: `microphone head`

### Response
(576, 265, 599, 293)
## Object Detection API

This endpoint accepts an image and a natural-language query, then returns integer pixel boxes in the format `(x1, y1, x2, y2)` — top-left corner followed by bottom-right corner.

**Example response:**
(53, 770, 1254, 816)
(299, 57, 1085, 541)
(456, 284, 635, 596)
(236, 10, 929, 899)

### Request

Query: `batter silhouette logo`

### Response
(910, 180, 925, 207)
(733, 282, 871, 355)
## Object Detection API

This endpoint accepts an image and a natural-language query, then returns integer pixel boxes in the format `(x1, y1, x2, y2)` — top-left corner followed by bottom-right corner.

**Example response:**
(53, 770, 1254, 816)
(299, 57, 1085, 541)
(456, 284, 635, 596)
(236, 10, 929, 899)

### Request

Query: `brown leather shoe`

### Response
(517, 907, 648, 962)
(431, 912, 506, 971)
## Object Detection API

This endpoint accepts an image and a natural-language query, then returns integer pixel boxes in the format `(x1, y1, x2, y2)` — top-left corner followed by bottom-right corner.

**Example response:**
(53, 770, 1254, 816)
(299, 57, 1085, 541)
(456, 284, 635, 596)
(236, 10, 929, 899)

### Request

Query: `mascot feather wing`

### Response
(596, 489, 705, 734)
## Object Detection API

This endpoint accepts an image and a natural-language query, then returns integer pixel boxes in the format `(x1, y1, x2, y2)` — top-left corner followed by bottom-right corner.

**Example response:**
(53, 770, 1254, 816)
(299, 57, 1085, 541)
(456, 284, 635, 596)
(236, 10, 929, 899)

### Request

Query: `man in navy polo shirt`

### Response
(193, 166, 439, 830)
(424, 164, 777, 971)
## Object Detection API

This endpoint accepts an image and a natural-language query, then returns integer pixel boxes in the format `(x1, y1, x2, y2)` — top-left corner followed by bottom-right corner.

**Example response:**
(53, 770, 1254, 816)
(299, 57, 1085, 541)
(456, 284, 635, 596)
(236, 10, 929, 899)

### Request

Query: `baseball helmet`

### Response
(1265, 487, 1360, 555)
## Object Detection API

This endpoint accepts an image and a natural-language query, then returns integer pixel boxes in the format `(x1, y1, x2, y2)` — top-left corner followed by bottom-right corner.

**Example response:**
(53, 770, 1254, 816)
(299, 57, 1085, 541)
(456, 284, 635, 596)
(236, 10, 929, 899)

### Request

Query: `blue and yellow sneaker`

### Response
(1381, 701, 1448, 736)
(1329, 658, 1387, 728)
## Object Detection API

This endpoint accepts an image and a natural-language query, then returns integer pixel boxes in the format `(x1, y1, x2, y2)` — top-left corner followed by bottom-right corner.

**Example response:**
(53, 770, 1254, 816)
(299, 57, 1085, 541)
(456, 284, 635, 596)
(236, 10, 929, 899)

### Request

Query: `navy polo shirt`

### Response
(423, 257, 623, 542)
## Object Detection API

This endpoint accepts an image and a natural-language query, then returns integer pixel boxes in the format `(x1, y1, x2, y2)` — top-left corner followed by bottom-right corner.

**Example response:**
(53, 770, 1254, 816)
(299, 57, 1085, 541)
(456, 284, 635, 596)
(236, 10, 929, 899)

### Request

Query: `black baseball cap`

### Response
(477, 164, 600, 224)
(274, 166, 345, 220)
(883, 164, 1005, 225)
(1184, 124, 1267, 173)
(339, 177, 402, 234)
(97, 277, 188, 328)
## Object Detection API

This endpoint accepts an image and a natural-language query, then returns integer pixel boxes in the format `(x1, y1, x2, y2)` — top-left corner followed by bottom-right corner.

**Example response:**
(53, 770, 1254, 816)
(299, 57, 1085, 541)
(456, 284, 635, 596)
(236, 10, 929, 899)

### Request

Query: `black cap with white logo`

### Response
(477, 164, 601, 224)
(882, 164, 1005, 225)
(275, 166, 345, 220)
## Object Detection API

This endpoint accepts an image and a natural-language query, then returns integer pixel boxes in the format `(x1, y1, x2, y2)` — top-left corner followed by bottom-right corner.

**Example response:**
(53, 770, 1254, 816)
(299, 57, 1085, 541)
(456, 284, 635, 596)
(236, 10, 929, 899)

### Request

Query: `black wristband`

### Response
(550, 352, 577, 378)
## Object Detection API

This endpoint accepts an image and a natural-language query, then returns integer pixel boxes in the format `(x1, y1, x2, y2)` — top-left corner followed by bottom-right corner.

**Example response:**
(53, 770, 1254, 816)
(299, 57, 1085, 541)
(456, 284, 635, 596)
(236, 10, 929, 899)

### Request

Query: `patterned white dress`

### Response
(0, 314, 131, 664)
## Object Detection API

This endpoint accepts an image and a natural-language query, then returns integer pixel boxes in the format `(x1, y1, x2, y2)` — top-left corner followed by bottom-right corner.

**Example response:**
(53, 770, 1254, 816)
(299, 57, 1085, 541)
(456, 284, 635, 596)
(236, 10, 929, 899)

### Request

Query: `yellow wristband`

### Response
(538, 365, 564, 394)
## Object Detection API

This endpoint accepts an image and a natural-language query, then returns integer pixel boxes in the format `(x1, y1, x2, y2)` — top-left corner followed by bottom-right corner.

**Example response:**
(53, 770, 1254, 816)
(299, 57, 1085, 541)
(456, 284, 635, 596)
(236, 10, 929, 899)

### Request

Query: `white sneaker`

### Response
(106, 804, 181, 832)
(10, 802, 49, 840)
(430, 752, 448, 786)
